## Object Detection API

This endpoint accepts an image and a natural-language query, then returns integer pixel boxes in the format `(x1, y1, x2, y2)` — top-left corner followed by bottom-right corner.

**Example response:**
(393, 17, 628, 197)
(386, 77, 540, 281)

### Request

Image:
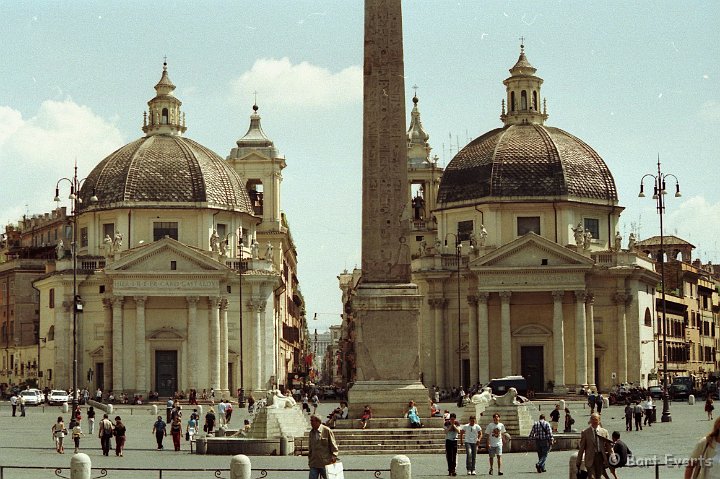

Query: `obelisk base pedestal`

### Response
(349, 380, 428, 419)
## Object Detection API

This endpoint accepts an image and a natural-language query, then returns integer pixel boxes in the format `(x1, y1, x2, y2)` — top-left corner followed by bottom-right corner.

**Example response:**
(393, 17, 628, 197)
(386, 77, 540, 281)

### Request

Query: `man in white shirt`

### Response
(485, 413, 507, 476)
(459, 415, 483, 475)
(643, 396, 654, 427)
(10, 393, 18, 417)
(217, 400, 227, 426)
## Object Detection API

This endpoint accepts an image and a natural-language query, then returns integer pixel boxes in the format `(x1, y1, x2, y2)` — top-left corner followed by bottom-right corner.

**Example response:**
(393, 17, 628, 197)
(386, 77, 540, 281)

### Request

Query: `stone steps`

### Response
(296, 427, 447, 455)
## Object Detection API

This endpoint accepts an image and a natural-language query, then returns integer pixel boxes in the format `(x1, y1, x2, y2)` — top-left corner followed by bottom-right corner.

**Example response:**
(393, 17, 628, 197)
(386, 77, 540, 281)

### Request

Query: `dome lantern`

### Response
(407, 93, 432, 166)
(142, 61, 188, 137)
(500, 43, 549, 127)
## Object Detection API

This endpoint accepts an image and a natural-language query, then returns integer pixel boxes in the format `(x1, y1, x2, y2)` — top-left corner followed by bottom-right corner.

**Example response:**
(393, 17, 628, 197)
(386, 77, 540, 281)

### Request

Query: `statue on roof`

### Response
(628, 233, 637, 251)
(210, 229, 220, 253)
(571, 222, 585, 247)
(56, 240, 65, 260)
(614, 231, 623, 252)
(478, 224, 488, 247)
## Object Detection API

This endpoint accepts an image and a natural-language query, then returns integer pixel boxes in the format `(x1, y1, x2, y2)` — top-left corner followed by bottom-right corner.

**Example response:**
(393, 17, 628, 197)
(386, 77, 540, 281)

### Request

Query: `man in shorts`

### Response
(485, 413, 507, 475)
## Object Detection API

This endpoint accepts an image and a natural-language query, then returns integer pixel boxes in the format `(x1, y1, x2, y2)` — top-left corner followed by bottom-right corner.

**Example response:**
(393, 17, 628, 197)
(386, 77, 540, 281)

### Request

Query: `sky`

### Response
(0, 1, 718, 333)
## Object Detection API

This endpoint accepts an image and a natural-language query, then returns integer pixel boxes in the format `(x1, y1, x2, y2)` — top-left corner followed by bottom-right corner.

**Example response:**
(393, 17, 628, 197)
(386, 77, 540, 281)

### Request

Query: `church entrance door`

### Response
(155, 350, 177, 397)
(521, 346, 544, 392)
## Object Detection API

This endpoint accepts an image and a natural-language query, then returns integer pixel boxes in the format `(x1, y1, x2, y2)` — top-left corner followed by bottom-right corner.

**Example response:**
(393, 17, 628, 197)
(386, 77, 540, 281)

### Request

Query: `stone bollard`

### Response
(63, 403, 69, 413)
(558, 399, 566, 411)
(70, 453, 91, 479)
(689, 394, 695, 405)
(151, 404, 158, 415)
(391, 455, 411, 479)
(230, 454, 251, 479)
(603, 396, 609, 409)
(198, 405, 204, 417)
(107, 404, 113, 414)
(569, 452, 587, 479)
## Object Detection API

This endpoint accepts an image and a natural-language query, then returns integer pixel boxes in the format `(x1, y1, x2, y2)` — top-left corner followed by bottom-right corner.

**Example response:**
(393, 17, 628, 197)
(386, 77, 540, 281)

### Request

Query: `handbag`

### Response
(325, 461, 344, 479)
(185, 431, 190, 441)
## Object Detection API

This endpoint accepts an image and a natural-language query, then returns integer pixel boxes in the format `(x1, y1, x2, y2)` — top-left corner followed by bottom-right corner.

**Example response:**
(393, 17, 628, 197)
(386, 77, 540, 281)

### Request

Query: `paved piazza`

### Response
(0, 400, 711, 478)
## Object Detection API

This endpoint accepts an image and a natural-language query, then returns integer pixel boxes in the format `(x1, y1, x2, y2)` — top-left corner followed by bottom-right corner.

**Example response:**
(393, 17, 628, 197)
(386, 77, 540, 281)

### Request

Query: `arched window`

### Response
(532, 91, 538, 110)
(644, 308, 652, 327)
(246, 180, 264, 215)
(510, 92, 516, 112)
(520, 90, 528, 110)
(161, 108, 169, 125)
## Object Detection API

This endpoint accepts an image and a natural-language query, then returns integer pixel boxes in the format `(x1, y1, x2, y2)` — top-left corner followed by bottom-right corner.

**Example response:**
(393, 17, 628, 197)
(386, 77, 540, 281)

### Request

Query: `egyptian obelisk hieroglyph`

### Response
(348, 0, 427, 418)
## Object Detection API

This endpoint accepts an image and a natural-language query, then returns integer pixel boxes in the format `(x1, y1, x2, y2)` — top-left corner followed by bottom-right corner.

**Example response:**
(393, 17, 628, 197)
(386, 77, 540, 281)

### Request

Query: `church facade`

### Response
(33, 63, 306, 398)
(339, 46, 661, 393)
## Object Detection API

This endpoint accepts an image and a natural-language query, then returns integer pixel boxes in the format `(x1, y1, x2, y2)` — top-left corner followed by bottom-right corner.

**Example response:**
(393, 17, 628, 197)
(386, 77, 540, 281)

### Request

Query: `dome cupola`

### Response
(142, 61, 187, 136)
(500, 43, 548, 126)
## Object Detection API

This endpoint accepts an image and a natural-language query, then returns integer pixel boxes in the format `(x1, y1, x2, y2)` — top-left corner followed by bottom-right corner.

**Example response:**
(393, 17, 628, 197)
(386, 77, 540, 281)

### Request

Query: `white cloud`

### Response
(0, 99, 124, 225)
(668, 196, 720, 261)
(230, 57, 362, 108)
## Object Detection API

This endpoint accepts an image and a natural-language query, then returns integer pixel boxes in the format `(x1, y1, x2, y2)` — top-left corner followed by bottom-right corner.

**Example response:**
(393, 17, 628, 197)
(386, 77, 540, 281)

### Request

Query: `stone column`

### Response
(112, 297, 124, 392)
(220, 298, 229, 393)
(102, 298, 112, 392)
(467, 295, 479, 386)
(430, 298, 447, 387)
(249, 298, 266, 391)
(186, 296, 199, 390)
(134, 296, 147, 394)
(499, 291, 512, 377)
(476, 292, 490, 384)
(585, 293, 596, 390)
(575, 290, 588, 387)
(208, 297, 221, 391)
(614, 292, 628, 384)
(551, 291, 566, 392)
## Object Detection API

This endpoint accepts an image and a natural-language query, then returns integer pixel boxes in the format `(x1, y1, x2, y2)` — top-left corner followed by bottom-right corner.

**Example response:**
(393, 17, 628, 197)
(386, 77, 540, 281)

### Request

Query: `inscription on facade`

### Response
(114, 278, 218, 293)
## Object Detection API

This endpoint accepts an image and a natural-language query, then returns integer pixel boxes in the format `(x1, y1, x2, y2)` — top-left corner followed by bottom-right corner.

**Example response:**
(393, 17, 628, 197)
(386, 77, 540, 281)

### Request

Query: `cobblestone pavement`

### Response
(0, 399, 711, 478)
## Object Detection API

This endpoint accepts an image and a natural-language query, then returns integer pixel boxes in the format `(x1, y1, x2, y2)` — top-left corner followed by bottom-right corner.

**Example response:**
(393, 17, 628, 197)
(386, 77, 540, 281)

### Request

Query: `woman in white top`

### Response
(51, 416, 66, 454)
(685, 417, 720, 479)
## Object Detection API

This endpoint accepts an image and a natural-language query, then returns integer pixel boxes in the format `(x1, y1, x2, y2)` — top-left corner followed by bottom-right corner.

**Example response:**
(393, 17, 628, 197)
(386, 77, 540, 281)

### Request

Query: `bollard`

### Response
(230, 454, 251, 479)
(558, 399, 566, 411)
(391, 455, 411, 479)
(151, 404, 158, 415)
(196, 436, 207, 455)
(107, 404, 113, 414)
(70, 453, 91, 479)
(603, 396, 609, 409)
(569, 452, 587, 479)
(63, 403, 69, 413)
(198, 404, 203, 417)
(689, 394, 695, 405)
(279, 435, 294, 456)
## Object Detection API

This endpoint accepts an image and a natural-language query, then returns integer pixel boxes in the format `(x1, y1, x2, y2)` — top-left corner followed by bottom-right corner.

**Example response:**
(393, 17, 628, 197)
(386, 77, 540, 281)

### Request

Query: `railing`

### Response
(441, 255, 470, 269)
(225, 259, 249, 272)
(79, 259, 105, 271)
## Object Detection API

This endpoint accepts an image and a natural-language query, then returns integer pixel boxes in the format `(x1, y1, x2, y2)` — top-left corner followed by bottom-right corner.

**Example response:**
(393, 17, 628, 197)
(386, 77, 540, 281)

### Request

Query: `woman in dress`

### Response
(406, 400, 422, 428)
(51, 416, 66, 453)
(170, 416, 183, 451)
(113, 416, 126, 456)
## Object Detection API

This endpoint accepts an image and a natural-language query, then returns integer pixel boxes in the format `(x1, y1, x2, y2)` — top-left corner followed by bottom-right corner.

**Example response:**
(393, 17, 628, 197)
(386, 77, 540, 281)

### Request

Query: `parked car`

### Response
(648, 386, 663, 399)
(20, 389, 43, 406)
(670, 384, 690, 401)
(485, 376, 528, 398)
(48, 389, 70, 405)
(701, 381, 719, 400)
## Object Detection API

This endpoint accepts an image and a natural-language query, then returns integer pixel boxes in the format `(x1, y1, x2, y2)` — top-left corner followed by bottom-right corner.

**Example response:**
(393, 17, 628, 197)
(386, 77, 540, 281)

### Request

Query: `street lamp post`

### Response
(55, 163, 97, 408)
(238, 230, 245, 405)
(639, 157, 681, 423)
(444, 233, 463, 389)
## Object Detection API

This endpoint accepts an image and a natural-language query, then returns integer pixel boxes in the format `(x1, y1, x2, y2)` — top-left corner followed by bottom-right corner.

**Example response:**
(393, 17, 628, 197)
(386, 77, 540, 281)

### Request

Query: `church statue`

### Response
(583, 231, 593, 251)
(251, 240, 260, 260)
(219, 236, 228, 257)
(478, 224, 488, 247)
(419, 239, 427, 257)
(103, 234, 113, 255)
(628, 232, 637, 250)
(113, 232, 123, 250)
(210, 229, 220, 253)
(614, 231, 623, 252)
(265, 242, 274, 260)
(434, 238, 443, 255)
(56, 240, 65, 260)
(571, 222, 585, 247)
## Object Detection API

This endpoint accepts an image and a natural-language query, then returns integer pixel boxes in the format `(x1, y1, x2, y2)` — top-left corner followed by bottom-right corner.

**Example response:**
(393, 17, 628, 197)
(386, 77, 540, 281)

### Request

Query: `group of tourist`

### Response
(444, 412, 508, 476)
(52, 411, 125, 457)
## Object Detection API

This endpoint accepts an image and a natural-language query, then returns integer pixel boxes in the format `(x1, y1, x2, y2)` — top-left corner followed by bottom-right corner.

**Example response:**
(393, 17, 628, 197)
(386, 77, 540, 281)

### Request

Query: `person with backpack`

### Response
(225, 400, 233, 424)
(98, 414, 114, 456)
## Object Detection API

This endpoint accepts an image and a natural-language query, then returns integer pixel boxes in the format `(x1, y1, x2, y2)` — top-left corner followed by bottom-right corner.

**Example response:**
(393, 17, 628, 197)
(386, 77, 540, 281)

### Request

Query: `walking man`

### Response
(549, 404, 561, 433)
(10, 392, 17, 416)
(485, 413, 507, 476)
(529, 414, 554, 473)
(19, 394, 26, 416)
(608, 431, 631, 479)
(444, 413, 460, 476)
(643, 396, 654, 426)
(633, 402, 643, 431)
(308, 414, 338, 479)
(98, 413, 114, 456)
(460, 415, 482, 475)
(576, 413, 612, 479)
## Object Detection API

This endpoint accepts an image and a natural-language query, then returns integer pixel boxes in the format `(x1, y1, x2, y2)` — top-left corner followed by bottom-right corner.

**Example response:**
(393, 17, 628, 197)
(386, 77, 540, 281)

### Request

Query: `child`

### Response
(359, 405, 372, 429)
(72, 422, 85, 453)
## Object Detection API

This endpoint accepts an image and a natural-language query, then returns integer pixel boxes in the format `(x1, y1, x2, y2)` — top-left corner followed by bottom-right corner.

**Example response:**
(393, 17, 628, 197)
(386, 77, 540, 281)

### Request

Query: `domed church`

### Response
(35, 63, 304, 399)
(392, 46, 661, 393)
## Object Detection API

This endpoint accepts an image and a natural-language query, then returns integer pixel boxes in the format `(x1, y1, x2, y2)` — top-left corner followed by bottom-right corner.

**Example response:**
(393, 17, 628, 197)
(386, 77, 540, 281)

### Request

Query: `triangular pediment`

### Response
(472, 232, 594, 269)
(106, 237, 228, 274)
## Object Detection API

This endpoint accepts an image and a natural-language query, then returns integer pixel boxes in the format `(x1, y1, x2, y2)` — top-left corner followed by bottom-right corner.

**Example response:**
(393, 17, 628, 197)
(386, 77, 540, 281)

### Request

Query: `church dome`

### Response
(78, 63, 253, 214)
(438, 45, 617, 205)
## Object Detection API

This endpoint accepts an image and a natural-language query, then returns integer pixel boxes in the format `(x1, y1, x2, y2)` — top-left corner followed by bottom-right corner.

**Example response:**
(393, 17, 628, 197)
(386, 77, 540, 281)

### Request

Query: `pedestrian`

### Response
(98, 413, 114, 456)
(685, 416, 720, 479)
(166, 398, 174, 423)
(706, 397, 714, 421)
(624, 403, 633, 432)
(225, 400, 233, 424)
(529, 414, 554, 473)
(460, 415, 483, 475)
(302, 393, 310, 414)
(564, 408, 575, 433)
(311, 393, 319, 415)
(113, 416, 126, 456)
(308, 414, 339, 479)
(10, 392, 17, 416)
(170, 416, 183, 451)
(152, 415, 167, 449)
(596, 393, 604, 414)
(87, 406, 96, 434)
(484, 413, 507, 476)
(588, 390, 596, 414)
(95, 388, 102, 402)
(186, 415, 198, 442)
(217, 400, 227, 426)
(643, 396, 654, 426)
(72, 421, 85, 454)
(444, 412, 460, 476)
(210, 388, 215, 404)
(576, 413, 612, 479)
(608, 431, 631, 479)
(359, 405, 372, 430)
(51, 416, 67, 453)
(549, 404, 561, 433)
(19, 394, 26, 416)
(405, 400, 422, 428)
(205, 408, 216, 435)
(633, 402, 643, 431)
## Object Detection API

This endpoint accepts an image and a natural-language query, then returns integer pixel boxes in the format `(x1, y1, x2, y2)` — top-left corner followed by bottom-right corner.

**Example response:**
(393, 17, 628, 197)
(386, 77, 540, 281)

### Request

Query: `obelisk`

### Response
(348, 0, 427, 418)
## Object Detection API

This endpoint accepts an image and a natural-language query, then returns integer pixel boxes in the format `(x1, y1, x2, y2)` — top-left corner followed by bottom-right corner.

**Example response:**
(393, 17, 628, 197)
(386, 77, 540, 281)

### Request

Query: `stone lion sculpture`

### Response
(470, 387, 494, 406)
(492, 387, 520, 406)
(265, 389, 296, 409)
